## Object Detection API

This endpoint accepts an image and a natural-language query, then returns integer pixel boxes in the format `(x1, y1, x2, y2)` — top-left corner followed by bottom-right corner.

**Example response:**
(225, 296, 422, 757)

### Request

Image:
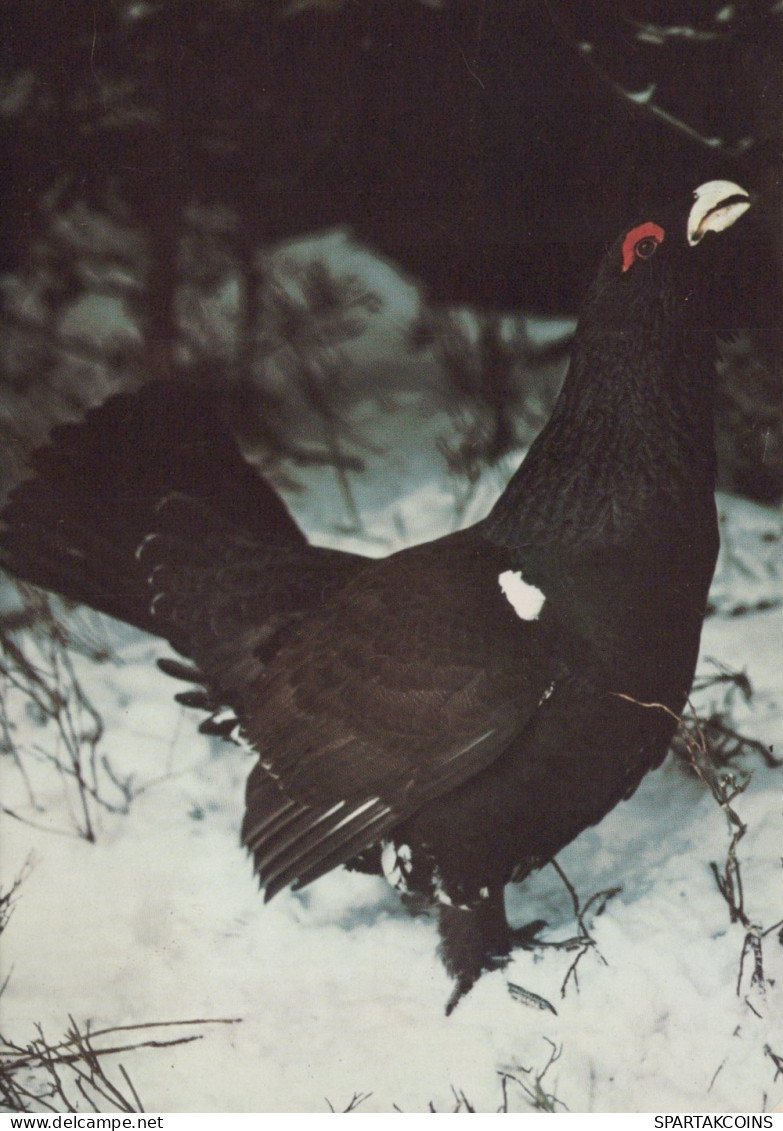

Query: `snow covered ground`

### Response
(1, 400, 782, 1113)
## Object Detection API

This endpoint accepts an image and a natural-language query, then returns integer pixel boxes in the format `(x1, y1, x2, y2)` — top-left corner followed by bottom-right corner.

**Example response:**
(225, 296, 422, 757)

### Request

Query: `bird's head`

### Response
(583, 179, 753, 335)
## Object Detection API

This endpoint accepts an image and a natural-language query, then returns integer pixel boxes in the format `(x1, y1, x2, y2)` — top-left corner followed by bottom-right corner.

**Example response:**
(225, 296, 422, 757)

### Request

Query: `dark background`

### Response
(2, 0, 782, 502)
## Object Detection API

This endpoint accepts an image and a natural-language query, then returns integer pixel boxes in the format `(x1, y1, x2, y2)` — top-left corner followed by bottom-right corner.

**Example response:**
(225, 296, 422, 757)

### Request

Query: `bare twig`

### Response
(324, 1090, 372, 1112)
(0, 1017, 241, 1114)
(547, 860, 618, 997)
(0, 588, 145, 839)
(500, 1039, 568, 1113)
(0, 858, 34, 938)
(764, 1045, 783, 1082)
(612, 689, 780, 1011)
(542, 1, 755, 155)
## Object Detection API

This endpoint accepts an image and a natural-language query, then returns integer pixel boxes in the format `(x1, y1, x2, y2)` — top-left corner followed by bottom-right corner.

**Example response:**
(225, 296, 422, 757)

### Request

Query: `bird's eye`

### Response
(635, 237, 658, 259)
(621, 221, 666, 273)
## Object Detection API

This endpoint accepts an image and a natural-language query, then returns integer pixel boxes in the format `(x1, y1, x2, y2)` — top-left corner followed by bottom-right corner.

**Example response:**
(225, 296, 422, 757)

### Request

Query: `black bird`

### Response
(0, 180, 752, 1013)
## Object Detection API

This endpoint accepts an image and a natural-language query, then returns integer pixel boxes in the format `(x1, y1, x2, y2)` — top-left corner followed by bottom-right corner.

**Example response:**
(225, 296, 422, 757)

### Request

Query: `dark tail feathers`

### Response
(0, 381, 307, 636)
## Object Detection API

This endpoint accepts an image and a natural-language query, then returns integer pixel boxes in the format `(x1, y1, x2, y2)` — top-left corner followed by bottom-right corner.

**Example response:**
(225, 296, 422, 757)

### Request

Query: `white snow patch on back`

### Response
(498, 570, 545, 621)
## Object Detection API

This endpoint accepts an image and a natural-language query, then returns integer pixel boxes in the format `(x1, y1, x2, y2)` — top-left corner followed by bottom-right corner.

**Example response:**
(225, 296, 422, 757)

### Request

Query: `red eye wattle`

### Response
(621, 222, 665, 273)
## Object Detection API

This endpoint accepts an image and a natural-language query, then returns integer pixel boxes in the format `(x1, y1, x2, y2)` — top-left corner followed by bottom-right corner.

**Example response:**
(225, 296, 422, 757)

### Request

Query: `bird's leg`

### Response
(439, 894, 558, 1016)
(438, 888, 512, 1015)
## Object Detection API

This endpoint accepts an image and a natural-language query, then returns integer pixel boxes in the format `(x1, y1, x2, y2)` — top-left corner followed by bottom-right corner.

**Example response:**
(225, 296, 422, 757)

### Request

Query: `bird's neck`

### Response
(484, 329, 718, 553)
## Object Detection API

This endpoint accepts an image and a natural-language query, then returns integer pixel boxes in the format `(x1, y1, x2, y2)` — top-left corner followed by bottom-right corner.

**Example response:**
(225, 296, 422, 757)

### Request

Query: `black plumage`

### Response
(0, 180, 752, 1012)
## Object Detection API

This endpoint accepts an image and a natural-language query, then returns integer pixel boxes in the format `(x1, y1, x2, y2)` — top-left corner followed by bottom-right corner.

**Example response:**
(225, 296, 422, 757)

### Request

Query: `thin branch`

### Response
(0, 1016, 242, 1114)
(542, 1, 755, 156)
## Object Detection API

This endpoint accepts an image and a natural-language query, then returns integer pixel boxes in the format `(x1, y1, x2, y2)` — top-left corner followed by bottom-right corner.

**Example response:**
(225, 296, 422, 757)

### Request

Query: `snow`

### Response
(1, 442, 782, 1113)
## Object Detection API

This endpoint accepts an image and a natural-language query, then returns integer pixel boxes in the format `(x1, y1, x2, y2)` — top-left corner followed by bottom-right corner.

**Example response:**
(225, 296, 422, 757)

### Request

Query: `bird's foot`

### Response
(443, 946, 513, 1016)
(507, 980, 557, 1014)
(444, 950, 557, 1017)
(439, 898, 553, 1016)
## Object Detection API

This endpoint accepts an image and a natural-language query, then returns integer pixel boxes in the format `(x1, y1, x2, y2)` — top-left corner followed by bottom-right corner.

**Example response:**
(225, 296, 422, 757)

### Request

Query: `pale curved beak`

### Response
(687, 180, 751, 247)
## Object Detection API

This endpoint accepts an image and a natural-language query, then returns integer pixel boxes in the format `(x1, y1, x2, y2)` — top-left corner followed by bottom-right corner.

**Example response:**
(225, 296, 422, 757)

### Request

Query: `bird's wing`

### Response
(239, 529, 570, 897)
(0, 382, 368, 713)
(133, 492, 366, 715)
